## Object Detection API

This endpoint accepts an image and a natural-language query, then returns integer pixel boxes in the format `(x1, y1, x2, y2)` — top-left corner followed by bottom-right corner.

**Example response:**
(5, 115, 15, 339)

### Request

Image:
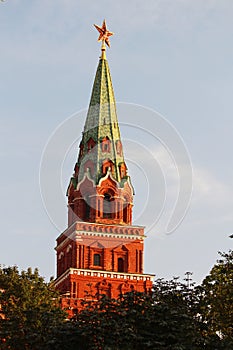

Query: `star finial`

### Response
(94, 20, 114, 48)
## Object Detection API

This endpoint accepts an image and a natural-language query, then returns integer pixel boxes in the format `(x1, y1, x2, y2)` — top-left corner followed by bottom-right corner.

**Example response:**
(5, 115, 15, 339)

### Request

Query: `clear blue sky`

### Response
(0, 0, 232, 284)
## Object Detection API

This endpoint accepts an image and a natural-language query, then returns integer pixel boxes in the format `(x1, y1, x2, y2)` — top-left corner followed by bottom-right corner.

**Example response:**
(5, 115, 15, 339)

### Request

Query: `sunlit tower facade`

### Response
(54, 21, 153, 315)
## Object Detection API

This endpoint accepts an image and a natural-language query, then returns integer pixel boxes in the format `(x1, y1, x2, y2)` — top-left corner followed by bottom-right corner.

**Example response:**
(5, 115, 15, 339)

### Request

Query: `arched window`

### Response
(119, 162, 127, 178)
(118, 258, 124, 272)
(94, 254, 101, 266)
(101, 137, 111, 153)
(116, 140, 122, 156)
(123, 202, 128, 223)
(87, 138, 96, 152)
(84, 160, 94, 177)
(102, 159, 114, 175)
(103, 193, 112, 218)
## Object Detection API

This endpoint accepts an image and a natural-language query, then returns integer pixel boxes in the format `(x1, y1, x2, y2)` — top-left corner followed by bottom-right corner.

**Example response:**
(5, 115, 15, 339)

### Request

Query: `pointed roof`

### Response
(66, 22, 135, 226)
(84, 57, 119, 134)
(76, 48, 128, 186)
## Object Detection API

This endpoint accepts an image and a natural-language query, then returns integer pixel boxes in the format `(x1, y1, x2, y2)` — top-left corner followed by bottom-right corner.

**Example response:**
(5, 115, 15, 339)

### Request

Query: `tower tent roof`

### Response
(84, 57, 119, 136)
(66, 20, 134, 226)
(76, 48, 127, 186)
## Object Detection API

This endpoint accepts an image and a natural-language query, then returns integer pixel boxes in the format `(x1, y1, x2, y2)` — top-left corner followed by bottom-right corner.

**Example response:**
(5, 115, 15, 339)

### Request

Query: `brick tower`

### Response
(54, 21, 153, 315)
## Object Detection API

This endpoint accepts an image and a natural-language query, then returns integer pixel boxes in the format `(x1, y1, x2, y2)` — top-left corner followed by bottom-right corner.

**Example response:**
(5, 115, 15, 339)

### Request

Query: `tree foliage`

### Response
(0, 250, 232, 349)
(46, 278, 201, 350)
(196, 250, 233, 348)
(0, 266, 65, 349)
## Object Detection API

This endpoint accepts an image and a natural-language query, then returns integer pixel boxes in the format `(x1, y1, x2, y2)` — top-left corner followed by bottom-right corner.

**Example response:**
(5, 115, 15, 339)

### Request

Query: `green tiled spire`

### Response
(76, 54, 127, 185)
(67, 22, 135, 225)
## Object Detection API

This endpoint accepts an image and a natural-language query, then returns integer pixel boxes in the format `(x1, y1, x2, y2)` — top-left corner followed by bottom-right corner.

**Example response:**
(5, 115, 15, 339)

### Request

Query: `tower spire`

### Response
(67, 20, 134, 226)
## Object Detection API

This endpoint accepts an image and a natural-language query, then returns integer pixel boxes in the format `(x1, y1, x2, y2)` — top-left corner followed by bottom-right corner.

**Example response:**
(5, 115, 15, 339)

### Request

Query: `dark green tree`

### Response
(46, 277, 201, 350)
(1, 251, 232, 349)
(196, 250, 233, 349)
(0, 266, 65, 350)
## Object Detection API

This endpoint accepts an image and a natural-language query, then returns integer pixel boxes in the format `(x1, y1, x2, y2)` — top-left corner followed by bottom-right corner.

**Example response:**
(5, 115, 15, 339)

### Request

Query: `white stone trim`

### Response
(66, 244, 72, 253)
(54, 268, 154, 287)
(55, 230, 144, 251)
(58, 252, 64, 259)
(55, 231, 83, 251)
(98, 168, 119, 187)
(76, 170, 95, 191)
(79, 231, 144, 240)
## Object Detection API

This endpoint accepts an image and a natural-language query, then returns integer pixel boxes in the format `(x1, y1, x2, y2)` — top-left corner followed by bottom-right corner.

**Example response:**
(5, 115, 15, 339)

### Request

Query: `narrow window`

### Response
(97, 199, 101, 217)
(94, 254, 101, 266)
(118, 258, 124, 272)
(116, 140, 122, 156)
(87, 138, 95, 152)
(103, 193, 112, 218)
(123, 204, 128, 223)
(136, 250, 138, 272)
(72, 282, 76, 298)
(101, 137, 111, 153)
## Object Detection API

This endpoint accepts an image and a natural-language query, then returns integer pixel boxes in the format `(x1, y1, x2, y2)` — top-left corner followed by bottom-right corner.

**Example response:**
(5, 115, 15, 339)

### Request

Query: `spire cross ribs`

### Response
(94, 19, 114, 59)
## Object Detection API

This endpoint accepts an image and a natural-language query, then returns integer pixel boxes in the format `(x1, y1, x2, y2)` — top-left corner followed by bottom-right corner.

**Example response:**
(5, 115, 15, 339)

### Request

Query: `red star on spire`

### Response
(94, 19, 114, 48)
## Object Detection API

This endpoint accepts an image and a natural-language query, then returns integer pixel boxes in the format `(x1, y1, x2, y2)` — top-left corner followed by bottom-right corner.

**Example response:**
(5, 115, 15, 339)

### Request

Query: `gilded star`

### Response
(94, 19, 114, 48)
